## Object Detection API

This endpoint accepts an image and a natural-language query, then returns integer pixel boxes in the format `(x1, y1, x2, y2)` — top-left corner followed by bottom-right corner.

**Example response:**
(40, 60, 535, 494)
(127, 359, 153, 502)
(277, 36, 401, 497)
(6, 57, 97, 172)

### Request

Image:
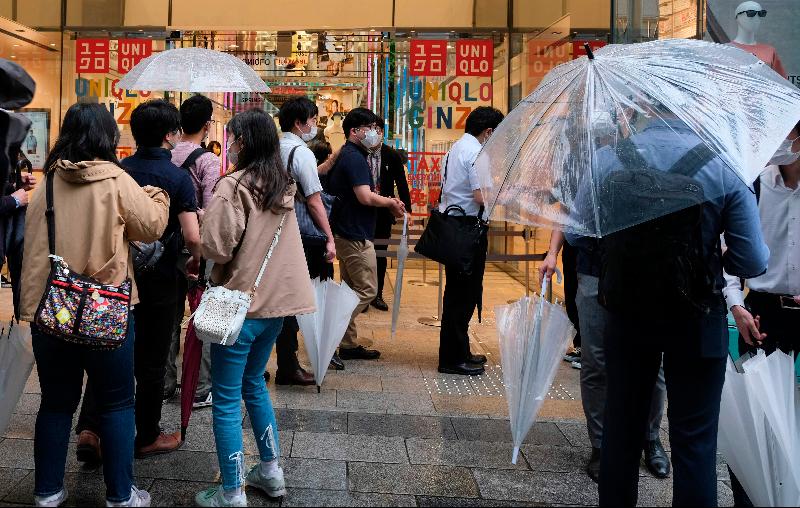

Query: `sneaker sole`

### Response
(192, 402, 212, 409)
(245, 480, 286, 499)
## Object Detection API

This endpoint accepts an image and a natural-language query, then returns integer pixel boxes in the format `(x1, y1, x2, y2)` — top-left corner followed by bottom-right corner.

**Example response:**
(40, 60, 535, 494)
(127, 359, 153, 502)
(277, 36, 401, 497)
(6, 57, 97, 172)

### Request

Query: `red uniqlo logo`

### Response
(76, 39, 110, 73)
(455, 40, 493, 77)
(410, 40, 447, 77)
(118, 39, 153, 73)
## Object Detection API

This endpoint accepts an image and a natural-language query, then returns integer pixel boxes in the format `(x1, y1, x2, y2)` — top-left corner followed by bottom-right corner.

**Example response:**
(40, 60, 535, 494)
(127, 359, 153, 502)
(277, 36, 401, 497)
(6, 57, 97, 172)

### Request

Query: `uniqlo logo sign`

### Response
(118, 39, 152, 73)
(455, 40, 493, 77)
(76, 39, 110, 73)
(410, 40, 447, 77)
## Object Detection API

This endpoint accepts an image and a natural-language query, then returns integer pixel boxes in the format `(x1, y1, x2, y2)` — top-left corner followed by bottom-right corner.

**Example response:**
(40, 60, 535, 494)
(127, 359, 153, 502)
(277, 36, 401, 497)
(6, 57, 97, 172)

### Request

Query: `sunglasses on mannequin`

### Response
(737, 9, 767, 17)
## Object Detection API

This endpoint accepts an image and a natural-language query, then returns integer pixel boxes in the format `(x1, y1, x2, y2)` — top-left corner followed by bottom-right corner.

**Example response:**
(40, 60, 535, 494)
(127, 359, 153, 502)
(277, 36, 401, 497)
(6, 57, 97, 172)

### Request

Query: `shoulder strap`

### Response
(753, 176, 761, 203)
(287, 146, 307, 199)
(181, 147, 207, 171)
(668, 142, 717, 178)
(252, 213, 288, 295)
(436, 152, 451, 207)
(45, 171, 56, 256)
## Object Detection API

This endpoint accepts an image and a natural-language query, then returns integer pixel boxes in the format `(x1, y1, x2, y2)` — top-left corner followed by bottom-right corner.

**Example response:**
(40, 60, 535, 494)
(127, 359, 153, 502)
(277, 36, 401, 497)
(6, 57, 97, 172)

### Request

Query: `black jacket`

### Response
(376, 144, 412, 232)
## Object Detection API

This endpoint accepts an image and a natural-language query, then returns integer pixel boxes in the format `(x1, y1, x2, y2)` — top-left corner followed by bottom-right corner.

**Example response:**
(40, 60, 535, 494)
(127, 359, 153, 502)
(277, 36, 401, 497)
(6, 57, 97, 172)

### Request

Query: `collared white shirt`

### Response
(723, 165, 800, 308)
(439, 133, 483, 217)
(279, 131, 323, 197)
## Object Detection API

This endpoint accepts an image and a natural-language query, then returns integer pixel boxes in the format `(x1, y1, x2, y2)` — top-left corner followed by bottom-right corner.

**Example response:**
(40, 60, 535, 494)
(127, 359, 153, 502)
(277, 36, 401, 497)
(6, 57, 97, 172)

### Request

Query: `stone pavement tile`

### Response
(340, 360, 423, 379)
(3, 471, 155, 506)
(407, 438, 529, 470)
(133, 450, 219, 482)
(0, 439, 78, 470)
(473, 469, 598, 505)
(147, 479, 232, 507)
(336, 391, 435, 415)
(555, 421, 592, 448)
(160, 400, 215, 426)
(416, 496, 536, 507)
(0, 468, 29, 500)
(2, 414, 36, 440)
(636, 476, 672, 507)
(281, 457, 347, 491)
(291, 432, 408, 463)
(281, 488, 417, 507)
(319, 373, 383, 392)
(182, 424, 292, 458)
(380, 375, 432, 394)
(538, 400, 585, 421)
(430, 394, 508, 418)
(347, 413, 457, 439)
(520, 444, 591, 473)
(13, 394, 40, 415)
(273, 386, 338, 410)
(274, 408, 348, 433)
(451, 418, 568, 446)
(348, 462, 480, 498)
(23, 372, 40, 394)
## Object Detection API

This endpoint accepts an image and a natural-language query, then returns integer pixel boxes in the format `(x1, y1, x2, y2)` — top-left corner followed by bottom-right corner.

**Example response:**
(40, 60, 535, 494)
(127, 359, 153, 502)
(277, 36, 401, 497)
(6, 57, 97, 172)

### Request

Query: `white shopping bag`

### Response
(0, 320, 34, 436)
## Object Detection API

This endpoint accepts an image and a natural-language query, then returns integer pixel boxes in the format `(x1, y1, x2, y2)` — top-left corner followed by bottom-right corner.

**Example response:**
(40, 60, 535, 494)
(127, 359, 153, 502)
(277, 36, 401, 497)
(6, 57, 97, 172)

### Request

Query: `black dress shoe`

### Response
(370, 296, 389, 311)
(437, 362, 485, 376)
(276, 367, 315, 386)
(469, 354, 487, 364)
(263, 370, 271, 382)
(339, 345, 381, 360)
(586, 447, 601, 483)
(644, 439, 670, 478)
(329, 354, 345, 370)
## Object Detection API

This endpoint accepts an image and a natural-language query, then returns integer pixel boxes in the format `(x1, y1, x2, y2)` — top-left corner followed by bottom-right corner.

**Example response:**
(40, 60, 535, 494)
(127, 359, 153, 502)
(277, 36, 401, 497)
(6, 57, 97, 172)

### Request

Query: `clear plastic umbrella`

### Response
(296, 278, 359, 392)
(390, 214, 409, 339)
(117, 47, 270, 93)
(497, 271, 576, 464)
(475, 39, 800, 238)
(719, 350, 800, 506)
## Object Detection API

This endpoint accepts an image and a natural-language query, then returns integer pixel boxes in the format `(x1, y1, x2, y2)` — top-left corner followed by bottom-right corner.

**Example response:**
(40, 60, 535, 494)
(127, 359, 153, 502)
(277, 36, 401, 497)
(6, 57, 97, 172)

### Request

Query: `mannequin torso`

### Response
(727, 1, 787, 78)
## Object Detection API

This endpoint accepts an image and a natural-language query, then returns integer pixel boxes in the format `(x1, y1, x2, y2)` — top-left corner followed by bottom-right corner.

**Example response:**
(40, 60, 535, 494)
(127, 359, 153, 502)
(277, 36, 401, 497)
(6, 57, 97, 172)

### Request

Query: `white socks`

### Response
(259, 458, 280, 478)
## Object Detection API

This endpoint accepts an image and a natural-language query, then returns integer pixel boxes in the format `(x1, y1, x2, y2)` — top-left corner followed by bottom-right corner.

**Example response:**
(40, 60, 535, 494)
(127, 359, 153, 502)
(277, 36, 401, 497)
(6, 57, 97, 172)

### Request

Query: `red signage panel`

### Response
(76, 39, 110, 73)
(455, 39, 493, 77)
(118, 39, 153, 73)
(410, 40, 447, 77)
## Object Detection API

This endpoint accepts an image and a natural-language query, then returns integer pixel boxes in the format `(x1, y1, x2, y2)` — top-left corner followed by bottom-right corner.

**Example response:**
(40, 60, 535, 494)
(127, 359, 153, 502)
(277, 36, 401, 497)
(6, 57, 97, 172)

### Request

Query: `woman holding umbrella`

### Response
(196, 109, 315, 507)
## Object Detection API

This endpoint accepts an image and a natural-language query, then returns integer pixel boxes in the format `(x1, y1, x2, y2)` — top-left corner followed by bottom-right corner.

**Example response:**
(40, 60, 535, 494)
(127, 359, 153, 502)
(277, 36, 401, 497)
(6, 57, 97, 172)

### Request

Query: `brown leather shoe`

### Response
(275, 367, 315, 386)
(76, 430, 101, 464)
(135, 431, 183, 459)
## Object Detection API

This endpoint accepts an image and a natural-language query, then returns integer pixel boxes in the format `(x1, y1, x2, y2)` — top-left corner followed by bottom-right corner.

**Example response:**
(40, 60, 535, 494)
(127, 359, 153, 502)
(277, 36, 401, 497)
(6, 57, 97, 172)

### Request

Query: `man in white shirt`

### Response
(271, 97, 337, 385)
(722, 122, 800, 508)
(437, 106, 504, 376)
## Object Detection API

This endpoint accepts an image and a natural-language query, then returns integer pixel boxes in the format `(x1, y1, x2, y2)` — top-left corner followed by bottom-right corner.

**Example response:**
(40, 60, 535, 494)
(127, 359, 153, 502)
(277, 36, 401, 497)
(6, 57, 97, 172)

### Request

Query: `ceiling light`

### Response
(229, 44, 238, 48)
(13, 44, 19, 47)
(50, 43, 56, 46)
(10, 55, 16, 59)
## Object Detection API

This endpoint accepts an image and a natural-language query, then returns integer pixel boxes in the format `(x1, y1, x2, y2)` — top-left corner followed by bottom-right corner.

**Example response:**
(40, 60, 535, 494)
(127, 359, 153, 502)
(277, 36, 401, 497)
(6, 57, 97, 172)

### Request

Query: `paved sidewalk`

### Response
(0, 265, 734, 506)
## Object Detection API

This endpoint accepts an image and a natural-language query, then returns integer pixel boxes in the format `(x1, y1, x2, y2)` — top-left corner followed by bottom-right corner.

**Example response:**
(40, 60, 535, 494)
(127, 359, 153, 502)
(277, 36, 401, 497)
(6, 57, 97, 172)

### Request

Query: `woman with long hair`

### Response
(196, 109, 315, 507)
(20, 103, 169, 507)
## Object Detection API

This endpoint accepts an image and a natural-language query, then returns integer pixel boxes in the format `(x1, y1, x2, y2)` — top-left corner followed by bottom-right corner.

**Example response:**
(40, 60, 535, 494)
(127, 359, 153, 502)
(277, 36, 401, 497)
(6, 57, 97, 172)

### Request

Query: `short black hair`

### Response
(180, 95, 213, 135)
(278, 97, 318, 132)
(130, 99, 181, 148)
(465, 106, 504, 137)
(343, 107, 377, 139)
(307, 139, 332, 166)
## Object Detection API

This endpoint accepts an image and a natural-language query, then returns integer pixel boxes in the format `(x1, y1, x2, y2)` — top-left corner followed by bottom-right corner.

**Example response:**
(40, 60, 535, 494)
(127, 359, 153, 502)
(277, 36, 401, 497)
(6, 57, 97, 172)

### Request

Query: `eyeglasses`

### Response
(737, 9, 767, 18)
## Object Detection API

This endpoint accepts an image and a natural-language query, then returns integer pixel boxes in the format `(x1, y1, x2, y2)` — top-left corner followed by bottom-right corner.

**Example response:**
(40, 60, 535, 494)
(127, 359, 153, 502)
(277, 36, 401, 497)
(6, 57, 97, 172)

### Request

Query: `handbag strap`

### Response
(436, 152, 450, 207)
(45, 170, 57, 257)
(287, 146, 308, 203)
(251, 212, 288, 295)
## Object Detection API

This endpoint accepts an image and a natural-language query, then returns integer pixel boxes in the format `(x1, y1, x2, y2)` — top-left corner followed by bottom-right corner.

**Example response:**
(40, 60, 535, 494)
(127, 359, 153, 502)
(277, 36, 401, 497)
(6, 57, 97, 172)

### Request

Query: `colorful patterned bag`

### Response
(33, 171, 131, 349)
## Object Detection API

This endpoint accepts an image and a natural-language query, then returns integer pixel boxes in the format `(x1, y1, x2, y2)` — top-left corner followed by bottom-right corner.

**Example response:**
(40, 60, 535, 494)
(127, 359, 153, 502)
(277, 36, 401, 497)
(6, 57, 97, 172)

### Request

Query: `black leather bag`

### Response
(414, 204, 488, 275)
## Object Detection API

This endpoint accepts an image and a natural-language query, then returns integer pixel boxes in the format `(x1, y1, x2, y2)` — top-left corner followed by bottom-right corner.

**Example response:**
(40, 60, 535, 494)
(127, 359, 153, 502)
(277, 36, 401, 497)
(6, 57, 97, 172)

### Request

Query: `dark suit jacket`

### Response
(375, 144, 412, 237)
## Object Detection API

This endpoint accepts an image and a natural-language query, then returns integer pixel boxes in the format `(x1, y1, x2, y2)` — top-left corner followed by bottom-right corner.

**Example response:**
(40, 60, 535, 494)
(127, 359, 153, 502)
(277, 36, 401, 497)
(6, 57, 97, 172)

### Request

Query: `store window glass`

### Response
(614, 0, 703, 42)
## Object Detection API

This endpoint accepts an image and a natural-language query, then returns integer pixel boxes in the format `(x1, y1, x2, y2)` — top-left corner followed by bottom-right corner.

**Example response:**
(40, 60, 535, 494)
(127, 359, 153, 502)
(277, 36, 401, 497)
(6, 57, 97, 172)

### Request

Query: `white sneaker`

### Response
(34, 488, 67, 507)
(193, 392, 213, 409)
(571, 360, 582, 370)
(106, 486, 151, 507)
(195, 486, 247, 507)
(245, 465, 286, 499)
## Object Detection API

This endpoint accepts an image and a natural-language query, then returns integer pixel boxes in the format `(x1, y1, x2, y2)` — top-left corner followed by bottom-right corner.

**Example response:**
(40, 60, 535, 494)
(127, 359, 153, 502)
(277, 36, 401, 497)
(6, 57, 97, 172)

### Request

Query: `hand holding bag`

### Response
(192, 213, 287, 346)
(34, 171, 131, 349)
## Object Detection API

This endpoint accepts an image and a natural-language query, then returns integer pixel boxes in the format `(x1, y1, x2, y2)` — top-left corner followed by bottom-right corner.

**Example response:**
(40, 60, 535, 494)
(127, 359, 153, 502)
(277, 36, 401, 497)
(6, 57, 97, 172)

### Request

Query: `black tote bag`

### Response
(414, 204, 488, 275)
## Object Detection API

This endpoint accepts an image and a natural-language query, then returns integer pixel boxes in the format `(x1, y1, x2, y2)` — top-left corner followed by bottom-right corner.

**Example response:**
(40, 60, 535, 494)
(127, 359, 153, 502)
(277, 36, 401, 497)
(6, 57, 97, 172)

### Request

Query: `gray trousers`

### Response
(576, 274, 666, 449)
(164, 287, 212, 398)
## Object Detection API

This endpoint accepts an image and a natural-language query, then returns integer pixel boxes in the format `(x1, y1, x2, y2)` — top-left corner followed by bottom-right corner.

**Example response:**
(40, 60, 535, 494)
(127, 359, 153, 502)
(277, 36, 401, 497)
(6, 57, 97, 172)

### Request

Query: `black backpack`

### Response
(597, 140, 718, 318)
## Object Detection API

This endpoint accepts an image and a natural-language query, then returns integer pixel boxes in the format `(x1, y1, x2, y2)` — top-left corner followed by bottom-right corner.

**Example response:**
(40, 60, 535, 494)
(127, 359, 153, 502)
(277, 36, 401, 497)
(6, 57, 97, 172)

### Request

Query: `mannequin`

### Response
(324, 112, 346, 150)
(728, 1, 787, 78)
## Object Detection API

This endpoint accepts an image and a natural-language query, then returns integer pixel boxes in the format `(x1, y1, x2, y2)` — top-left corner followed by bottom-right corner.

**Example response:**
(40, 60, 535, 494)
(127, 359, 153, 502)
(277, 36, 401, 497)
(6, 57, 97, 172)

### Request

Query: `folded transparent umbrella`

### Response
(719, 350, 800, 506)
(476, 39, 800, 238)
(297, 278, 360, 392)
(118, 47, 271, 93)
(391, 214, 409, 339)
(498, 272, 576, 463)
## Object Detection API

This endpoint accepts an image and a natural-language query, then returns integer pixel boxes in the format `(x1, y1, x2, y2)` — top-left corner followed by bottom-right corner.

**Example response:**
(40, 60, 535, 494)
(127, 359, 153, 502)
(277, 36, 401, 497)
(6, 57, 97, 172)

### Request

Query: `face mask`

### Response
(165, 134, 178, 150)
(226, 139, 240, 166)
(362, 128, 381, 149)
(301, 123, 318, 143)
(770, 136, 800, 166)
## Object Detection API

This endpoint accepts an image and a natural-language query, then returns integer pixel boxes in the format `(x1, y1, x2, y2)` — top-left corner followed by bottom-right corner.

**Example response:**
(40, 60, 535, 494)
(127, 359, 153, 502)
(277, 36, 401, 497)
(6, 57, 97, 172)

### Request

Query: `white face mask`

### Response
(362, 128, 382, 149)
(226, 138, 241, 167)
(300, 122, 318, 143)
(769, 135, 800, 166)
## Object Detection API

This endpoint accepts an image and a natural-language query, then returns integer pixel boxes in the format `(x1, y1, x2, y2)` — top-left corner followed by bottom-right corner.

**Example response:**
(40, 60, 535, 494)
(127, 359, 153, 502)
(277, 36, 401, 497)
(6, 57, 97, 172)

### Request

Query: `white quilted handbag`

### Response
(192, 214, 287, 346)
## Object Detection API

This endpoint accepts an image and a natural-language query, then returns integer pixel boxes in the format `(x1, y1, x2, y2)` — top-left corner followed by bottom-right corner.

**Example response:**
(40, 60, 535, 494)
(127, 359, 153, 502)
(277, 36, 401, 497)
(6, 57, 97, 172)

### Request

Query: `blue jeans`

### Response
(32, 322, 135, 503)
(211, 318, 283, 490)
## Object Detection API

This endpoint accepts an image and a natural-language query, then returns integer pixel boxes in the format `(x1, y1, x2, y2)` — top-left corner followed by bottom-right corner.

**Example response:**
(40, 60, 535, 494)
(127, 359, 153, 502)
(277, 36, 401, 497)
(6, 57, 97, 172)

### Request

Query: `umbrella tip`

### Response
(181, 427, 187, 442)
(583, 42, 595, 60)
(511, 447, 520, 464)
(317, 385, 321, 394)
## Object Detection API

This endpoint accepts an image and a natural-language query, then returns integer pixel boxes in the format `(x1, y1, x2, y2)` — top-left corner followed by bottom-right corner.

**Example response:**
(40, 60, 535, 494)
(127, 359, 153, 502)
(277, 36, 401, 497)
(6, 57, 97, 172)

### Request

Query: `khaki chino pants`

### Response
(335, 237, 377, 349)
